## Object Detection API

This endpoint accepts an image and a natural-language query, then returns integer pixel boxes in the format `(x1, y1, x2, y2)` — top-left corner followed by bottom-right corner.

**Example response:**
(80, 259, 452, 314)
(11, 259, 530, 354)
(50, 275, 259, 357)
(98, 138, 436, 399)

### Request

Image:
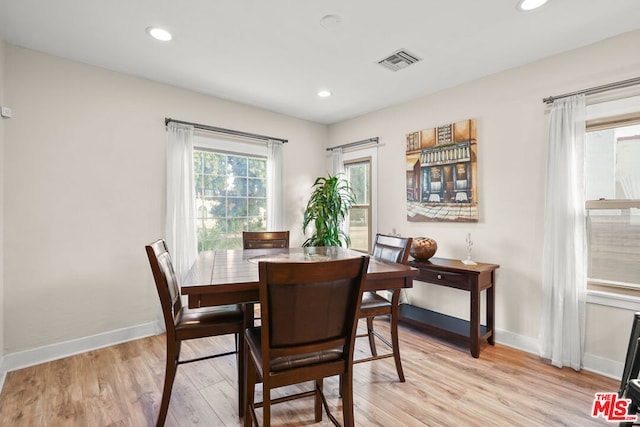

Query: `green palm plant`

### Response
(302, 174, 356, 247)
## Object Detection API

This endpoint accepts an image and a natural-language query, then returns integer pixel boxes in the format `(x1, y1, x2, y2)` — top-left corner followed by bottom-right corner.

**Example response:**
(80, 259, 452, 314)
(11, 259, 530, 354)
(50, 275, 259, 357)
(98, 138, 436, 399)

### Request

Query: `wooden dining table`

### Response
(181, 246, 419, 416)
(182, 246, 418, 310)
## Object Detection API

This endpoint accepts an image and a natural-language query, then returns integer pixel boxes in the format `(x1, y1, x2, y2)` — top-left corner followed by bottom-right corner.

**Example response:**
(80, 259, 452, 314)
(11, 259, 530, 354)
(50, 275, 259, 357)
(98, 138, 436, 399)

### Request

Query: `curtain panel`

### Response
(166, 122, 198, 284)
(539, 94, 587, 370)
(266, 140, 284, 231)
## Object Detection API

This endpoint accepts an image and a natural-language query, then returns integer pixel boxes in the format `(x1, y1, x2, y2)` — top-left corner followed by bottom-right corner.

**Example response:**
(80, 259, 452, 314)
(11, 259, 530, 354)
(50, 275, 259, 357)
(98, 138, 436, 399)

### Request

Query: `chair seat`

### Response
(175, 304, 244, 339)
(246, 327, 343, 372)
(360, 291, 392, 312)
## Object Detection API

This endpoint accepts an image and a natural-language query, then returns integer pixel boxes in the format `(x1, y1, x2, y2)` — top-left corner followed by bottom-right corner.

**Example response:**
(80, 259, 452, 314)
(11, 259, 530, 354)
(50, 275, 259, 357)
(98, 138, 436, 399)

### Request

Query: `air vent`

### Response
(378, 49, 421, 71)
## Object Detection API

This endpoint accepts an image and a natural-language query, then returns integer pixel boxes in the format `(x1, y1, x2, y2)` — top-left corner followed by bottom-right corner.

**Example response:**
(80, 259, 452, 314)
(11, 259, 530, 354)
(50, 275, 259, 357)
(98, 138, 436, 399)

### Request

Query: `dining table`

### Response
(182, 246, 418, 310)
(181, 246, 419, 415)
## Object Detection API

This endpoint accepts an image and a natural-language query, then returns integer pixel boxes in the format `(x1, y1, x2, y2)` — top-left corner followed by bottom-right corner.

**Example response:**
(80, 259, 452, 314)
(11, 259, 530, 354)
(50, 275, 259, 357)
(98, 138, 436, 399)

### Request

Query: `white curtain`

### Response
(539, 94, 587, 370)
(166, 122, 198, 284)
(332, 147, 345, 176)
(267, 140, 284, 231)
(330, 147, 348, 244)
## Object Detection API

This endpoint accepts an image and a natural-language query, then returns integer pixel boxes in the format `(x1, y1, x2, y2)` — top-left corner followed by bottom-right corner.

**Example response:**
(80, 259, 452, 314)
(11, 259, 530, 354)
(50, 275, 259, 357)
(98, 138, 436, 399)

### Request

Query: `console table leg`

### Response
(470, 286, 480, 358)
(487, 273, 495, 346)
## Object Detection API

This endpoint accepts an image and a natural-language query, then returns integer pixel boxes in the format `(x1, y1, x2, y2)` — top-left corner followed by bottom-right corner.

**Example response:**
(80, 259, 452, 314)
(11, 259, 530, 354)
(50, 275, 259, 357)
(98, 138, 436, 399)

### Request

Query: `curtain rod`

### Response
(326, 137, 379, 152)
(165, 118, 288, 144)
(543, 76, 640, 104)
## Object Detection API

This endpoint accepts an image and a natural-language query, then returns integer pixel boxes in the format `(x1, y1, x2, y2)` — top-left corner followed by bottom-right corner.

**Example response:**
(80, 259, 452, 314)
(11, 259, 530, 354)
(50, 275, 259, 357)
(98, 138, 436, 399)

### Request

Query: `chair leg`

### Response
(157, 339, 180, 427)
(263, 378, 271, 427)
(244, 351, 256, 427)
(341, 370, 355, 427)
(366, 317, 378, 357)
(390, 289, 405, 382)
(237, 332, 245, 417)
(620, 401, 638, 427)
(315, 379, 323, 422)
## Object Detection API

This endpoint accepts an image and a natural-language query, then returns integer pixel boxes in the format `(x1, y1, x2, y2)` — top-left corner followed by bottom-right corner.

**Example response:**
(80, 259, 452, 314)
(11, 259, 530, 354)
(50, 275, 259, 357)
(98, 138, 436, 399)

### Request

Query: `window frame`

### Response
(193, 134, 268, 251)
(585, 96, 640, 293)
(342, 146, 378, 253)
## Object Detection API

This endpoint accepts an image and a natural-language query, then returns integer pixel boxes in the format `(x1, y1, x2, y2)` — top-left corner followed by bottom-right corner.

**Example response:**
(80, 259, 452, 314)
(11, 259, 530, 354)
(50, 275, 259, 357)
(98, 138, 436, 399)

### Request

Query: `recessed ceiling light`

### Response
(317, 90, 332, 98)
(516, 0, 549, 11)
(146, 26, 172, 41)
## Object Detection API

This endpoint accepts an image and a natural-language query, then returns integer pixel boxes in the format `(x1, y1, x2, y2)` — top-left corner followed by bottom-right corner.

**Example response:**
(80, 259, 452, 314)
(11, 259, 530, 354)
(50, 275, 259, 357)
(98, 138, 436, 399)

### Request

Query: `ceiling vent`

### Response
(378, 49, 421, 71)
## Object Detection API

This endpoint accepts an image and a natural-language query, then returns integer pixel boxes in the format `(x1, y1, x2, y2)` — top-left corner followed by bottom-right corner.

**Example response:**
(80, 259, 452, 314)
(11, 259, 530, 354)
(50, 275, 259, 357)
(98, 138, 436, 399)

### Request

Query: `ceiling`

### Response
(1, 1, 639, 125)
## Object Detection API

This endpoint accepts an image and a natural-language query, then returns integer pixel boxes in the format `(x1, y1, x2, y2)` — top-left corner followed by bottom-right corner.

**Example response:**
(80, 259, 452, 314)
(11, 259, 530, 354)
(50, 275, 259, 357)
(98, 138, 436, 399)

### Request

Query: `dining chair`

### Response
(617, 312, 640, 426)
(145, 239, 245, 427)
(243, 231, 291, 324)
(354, 234, 412, 382)
(619, 312, 640, 398)
(244, 256, 370, 427)
(242, 231, 290, 249)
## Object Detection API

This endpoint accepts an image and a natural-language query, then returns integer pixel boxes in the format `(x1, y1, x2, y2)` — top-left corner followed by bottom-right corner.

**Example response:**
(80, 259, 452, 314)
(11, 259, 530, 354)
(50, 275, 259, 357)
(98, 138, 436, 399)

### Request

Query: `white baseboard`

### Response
(0, 356, 5, 392)
(0, 319, 621, 395)
(0, 321, 163, 381)
(496, 326, 621, 380)
(494, 327, 539, 355)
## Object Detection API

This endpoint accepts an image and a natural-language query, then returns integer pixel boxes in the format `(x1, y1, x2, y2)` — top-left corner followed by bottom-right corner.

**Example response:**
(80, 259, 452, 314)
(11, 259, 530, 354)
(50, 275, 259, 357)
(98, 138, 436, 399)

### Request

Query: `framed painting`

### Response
(406, 118, 478, 222)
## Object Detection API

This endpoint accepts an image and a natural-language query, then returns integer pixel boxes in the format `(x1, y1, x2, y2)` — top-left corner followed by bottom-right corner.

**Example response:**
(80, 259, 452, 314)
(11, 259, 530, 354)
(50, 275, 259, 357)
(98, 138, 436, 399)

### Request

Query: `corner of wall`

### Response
(0, 33, 6, 382)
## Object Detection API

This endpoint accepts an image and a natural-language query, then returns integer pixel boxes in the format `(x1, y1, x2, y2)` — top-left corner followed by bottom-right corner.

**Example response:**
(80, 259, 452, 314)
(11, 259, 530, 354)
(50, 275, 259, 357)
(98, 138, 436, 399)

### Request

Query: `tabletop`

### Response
(182, 247, 419, 308)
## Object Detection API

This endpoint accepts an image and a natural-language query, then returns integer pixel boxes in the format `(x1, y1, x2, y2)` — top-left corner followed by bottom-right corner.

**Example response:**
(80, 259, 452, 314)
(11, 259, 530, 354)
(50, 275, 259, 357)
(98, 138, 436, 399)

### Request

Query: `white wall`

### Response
(329, 30, 640, 376)
(2, 45, 328, 355)
(0, 36, 5, 364)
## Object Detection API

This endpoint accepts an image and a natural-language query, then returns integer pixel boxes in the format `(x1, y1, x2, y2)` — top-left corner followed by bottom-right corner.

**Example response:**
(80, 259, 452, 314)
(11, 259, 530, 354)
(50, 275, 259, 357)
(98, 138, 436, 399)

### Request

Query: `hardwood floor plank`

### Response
(0, 320, 620, 426)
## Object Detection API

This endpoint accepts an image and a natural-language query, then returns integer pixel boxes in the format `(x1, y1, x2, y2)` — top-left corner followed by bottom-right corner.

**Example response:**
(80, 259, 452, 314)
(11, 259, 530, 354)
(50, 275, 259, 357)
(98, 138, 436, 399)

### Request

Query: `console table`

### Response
(401, 257, 499, 358)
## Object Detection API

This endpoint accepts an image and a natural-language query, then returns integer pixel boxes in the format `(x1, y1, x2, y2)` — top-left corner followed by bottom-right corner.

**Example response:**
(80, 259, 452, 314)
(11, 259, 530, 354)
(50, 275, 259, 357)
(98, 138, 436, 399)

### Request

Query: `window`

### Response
(341, 145, 378, 253)
(585, 97, 640, 294)
(193, 136, 267, 251)
(345, 159, 371, 252)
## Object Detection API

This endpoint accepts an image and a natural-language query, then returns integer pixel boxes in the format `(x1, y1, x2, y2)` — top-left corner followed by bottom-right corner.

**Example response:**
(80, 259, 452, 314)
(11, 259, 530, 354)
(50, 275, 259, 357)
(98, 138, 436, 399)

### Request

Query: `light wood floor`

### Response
(0, 320, 620, 426)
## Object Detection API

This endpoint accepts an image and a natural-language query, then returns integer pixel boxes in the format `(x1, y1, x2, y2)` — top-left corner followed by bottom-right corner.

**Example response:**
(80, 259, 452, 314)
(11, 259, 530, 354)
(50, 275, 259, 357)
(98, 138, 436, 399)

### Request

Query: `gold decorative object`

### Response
(410, 237, 438, 260)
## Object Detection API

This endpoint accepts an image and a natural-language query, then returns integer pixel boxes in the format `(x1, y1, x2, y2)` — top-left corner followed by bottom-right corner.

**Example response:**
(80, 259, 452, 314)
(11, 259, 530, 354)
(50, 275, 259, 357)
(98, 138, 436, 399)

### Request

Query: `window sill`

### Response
(587, 289, 640, 311)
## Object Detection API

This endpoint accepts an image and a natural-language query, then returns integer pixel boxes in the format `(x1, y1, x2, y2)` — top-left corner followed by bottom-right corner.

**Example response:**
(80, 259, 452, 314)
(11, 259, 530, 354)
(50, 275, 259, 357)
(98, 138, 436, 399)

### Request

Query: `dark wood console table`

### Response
(401, 257, 499, 358)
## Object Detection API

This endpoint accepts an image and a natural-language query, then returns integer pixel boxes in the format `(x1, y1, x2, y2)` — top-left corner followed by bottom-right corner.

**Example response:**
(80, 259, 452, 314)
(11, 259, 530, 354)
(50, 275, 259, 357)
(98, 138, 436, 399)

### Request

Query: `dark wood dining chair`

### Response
(242, 231, 290, 249)
(145, 239, 245, 427)
(354, 234, 412, 382)
(618, 312, 640, 426)
(244, 256, 370, 427)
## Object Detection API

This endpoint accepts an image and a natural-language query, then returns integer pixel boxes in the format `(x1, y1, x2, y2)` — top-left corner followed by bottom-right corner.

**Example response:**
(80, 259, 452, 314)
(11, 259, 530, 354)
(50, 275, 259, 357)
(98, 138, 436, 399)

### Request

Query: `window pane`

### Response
(248, 178, 266, 197)
(194, 148, 267, 251)
(227, 177, 247, 197)
(249, 158, 266, 178)
(586, 124, 640, 200)
(587, 208, 640, 285)
(348, 207, 369, 252)
(208, 176, 226, 197)
(209, 197, 227, 217)
(228, 198, 248, 217)
(346, 162, 370, 204)
(203, 152, 224, 175)
(228, 155, 247, 177)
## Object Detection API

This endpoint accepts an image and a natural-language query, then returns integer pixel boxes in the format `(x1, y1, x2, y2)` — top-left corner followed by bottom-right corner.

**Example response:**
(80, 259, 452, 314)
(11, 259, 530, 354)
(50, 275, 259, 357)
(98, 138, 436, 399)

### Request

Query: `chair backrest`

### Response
(258, 256, 369, 363)
(620, 312, 640, 396)
(145, 239, 182, 337)
(243, 231, 290, 249)
(372, 234, 413, 265)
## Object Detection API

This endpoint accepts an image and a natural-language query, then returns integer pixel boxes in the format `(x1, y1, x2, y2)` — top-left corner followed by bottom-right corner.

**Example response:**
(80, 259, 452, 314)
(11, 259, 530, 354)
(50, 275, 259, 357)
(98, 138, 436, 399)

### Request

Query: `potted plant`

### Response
(302, 174, 356, 247)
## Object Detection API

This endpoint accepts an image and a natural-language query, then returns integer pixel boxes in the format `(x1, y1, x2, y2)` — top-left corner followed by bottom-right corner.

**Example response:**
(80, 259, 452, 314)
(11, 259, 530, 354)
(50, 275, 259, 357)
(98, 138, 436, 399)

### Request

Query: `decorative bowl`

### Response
(410, 237, 438, 260)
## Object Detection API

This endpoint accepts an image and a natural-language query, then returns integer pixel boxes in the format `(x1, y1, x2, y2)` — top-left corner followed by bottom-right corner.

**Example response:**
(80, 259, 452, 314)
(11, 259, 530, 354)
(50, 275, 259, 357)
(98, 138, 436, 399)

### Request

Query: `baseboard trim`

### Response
(0, 321, 163, 377)
(0, 320, 621, 395)
(496, 327, 620, 380)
